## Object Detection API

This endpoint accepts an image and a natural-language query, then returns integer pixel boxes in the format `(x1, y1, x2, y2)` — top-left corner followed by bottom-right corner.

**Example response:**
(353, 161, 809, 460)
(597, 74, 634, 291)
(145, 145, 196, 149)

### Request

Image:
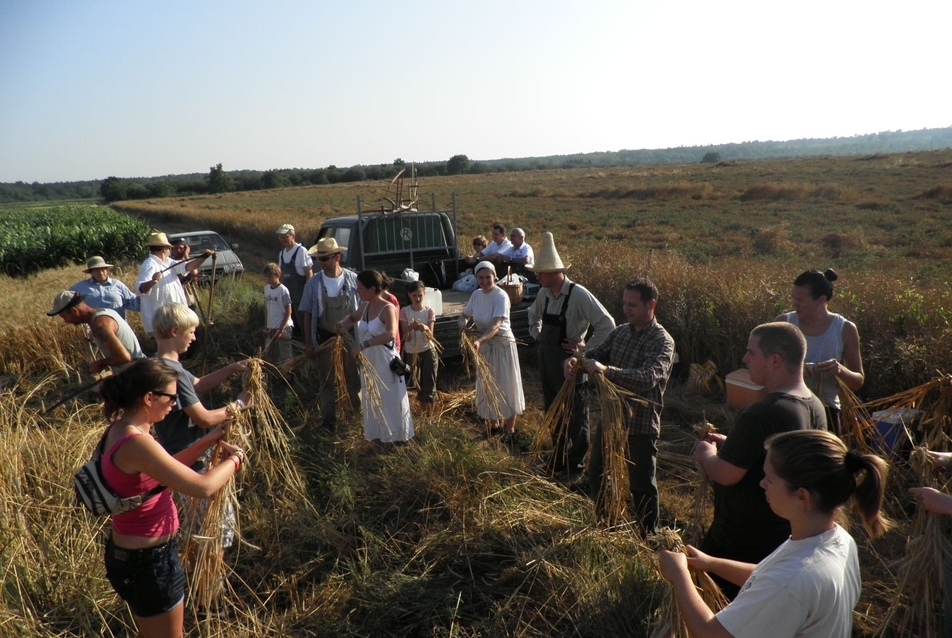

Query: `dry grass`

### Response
(5, 150, 952, 635)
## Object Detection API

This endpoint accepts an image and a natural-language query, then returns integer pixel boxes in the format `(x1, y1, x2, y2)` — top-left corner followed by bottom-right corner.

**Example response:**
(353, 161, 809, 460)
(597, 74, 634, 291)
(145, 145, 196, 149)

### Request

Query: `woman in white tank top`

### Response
(776, 269, 864, 435)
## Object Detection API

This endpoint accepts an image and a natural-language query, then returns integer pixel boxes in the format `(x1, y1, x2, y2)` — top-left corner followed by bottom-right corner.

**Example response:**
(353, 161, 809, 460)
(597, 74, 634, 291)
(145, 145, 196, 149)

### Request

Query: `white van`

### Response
(168, 231, 244, 282)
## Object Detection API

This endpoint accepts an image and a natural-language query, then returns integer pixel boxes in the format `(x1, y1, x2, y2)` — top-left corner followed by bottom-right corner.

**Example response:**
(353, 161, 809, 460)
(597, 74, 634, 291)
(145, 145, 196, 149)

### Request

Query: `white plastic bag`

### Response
(452, 273, 478, 292)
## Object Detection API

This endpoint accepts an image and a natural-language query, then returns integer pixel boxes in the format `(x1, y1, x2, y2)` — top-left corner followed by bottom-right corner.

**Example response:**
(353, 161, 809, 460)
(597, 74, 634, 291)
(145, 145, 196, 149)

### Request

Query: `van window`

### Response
(332, 228, 351, 265)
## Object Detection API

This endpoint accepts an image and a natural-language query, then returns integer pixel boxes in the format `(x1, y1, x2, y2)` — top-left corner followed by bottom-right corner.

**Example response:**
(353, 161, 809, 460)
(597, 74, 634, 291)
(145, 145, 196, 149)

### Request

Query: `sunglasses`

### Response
(318, 255, 336, 262)
(152, 391, 178, 401)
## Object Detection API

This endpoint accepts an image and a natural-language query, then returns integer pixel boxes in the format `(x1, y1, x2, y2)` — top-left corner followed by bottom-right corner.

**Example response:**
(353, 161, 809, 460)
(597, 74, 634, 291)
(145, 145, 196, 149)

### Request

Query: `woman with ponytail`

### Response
(98, 358, 246, 638)
(659, 429, 891, 638)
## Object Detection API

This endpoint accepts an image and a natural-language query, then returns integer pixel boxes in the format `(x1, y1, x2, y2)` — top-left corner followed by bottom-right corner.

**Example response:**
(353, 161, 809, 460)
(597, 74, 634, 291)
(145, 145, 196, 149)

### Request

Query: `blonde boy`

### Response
(262, 262, 293, 364)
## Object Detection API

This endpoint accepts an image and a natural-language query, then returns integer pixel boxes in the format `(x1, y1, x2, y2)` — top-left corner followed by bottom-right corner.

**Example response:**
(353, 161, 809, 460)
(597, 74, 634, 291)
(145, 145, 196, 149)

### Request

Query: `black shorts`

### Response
(104, 536, 185, 618)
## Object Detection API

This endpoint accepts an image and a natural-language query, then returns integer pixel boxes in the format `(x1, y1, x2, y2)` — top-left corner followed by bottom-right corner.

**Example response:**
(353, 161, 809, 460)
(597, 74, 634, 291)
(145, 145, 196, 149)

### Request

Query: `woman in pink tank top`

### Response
(98, 358, 247, 638)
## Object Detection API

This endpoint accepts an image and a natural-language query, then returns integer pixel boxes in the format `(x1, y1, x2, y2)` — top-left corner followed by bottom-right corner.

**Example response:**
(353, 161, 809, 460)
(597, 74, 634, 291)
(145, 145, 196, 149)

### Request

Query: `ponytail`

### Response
(766, 430, 893, 539)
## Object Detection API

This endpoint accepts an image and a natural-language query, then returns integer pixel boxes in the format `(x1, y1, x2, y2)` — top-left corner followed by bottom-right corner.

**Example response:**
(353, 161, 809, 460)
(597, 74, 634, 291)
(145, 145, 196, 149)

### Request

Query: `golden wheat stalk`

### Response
(532, 355, 582, 473)
(684, 416, 717, 547)
(647, 528, 729, 638)
(591, 373, 632, 525)
(874, 447, 952, 637)
(459, 330, 506, 433)
(833, 376, 877, 453)
(183, 441, 239, 626)
(338, 325, 393, 431)
(858, 377, 947, 460)
(239, 359, 310, 501)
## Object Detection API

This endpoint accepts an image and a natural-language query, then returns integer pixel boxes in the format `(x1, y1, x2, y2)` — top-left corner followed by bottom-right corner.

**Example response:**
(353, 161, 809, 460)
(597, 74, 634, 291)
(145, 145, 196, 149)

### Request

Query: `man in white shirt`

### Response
(277, 223, 313, 338)
(136, 232, 212, 337)
(299, 237, 360, 429)
(480, 223, 512, 263)
(498, 227, 534, 274)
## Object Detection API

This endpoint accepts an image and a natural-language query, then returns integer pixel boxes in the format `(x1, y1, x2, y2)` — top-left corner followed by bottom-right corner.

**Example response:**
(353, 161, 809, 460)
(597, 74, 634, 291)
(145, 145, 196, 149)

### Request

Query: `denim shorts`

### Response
(104, 537, 185, 618)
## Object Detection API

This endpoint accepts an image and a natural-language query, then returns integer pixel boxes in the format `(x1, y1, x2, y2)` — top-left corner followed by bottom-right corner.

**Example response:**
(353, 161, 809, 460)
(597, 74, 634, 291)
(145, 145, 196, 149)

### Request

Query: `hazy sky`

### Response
(1, 0, 949, 183)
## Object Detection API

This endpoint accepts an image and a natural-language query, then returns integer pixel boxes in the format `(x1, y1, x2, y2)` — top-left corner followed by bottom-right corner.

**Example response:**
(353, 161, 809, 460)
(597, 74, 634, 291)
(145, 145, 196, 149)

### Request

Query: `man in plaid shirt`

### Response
(566, 278, 675, 534)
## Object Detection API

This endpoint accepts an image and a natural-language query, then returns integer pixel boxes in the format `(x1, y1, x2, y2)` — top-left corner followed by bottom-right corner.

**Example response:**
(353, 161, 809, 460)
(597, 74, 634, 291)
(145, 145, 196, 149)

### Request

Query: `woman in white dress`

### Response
(459, 261, 525, 441)
(659, 429, 892, 638)
(341, 270, 413, 444)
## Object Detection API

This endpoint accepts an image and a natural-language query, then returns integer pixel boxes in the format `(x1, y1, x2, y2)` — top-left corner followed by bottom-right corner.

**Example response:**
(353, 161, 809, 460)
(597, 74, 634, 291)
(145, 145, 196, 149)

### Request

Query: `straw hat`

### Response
(146, 232, 173, 248)
(276, 223, 295, 236)
(83, 256, 114, 273)
(47, 291, 83, 316)
(527, 232, 570, 273)
(308, 237, 347, 257)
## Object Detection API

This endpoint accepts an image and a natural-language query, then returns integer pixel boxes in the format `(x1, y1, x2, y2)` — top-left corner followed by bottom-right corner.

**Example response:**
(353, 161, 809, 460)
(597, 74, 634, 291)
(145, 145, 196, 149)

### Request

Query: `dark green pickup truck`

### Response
(313, 196, 533, 358)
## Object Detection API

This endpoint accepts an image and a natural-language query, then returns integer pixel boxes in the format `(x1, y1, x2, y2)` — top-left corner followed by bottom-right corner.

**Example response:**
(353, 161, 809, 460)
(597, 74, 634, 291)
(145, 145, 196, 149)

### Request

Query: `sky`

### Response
(1, 0, 949, 184)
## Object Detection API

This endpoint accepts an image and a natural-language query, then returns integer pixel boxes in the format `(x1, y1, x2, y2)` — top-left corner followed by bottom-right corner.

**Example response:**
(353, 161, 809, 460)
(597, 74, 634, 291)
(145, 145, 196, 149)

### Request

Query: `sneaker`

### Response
(499, 432, 516, 445)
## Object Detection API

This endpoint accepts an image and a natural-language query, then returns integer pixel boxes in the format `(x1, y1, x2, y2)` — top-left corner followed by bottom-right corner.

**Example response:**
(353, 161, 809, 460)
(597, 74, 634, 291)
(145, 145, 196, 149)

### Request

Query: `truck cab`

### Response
(313, 196, 533, 359)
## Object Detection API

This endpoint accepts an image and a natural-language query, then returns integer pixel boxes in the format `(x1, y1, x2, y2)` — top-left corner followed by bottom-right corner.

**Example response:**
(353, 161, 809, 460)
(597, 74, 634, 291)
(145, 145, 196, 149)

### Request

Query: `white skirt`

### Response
(475, 337, 525, 420)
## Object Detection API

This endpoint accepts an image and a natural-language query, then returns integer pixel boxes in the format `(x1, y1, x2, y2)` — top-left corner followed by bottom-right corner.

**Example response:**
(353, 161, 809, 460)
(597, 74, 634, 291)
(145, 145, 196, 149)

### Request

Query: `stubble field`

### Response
(2, 150, 952, 637)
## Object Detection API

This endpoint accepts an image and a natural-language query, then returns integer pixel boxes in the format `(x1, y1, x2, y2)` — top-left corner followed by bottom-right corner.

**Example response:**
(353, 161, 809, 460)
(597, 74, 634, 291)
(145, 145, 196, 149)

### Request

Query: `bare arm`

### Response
(658, 550, 736, 638)
(693, 440, 747, 486)
(193, 360, 248, 395)
(474, 317, 503, 351)
(115, 432, 240, 499)
(88, 316, 131, 373)
(683, 544, 757, 587)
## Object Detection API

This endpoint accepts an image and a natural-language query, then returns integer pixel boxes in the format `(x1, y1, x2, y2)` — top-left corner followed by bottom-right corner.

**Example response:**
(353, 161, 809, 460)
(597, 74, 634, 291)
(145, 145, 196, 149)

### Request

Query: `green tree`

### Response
(100, 176, 126, 202)
(701, 151, 722, 163)
(447, 154, 470, 175)
(207, 163, 235, 193)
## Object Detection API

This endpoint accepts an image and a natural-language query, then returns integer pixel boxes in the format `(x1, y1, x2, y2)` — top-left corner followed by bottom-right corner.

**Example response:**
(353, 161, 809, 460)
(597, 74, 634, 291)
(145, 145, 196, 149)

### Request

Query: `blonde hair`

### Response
(263, 262, 281, 277)
(152, 303, 199, 339)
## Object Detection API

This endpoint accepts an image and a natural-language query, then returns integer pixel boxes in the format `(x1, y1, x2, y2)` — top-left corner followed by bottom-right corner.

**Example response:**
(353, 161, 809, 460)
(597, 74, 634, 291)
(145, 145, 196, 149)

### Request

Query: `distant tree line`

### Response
(3, 127, 951, 205)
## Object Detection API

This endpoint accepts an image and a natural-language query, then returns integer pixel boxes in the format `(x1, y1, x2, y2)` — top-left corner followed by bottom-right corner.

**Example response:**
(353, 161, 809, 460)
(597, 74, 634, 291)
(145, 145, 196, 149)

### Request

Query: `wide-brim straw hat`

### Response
(83, 256, 114, 273)
(47, 290, 83, 316)
(527, 232, 570, 272)
(146, 232, 173, 248)
(308, 237, 347, 257)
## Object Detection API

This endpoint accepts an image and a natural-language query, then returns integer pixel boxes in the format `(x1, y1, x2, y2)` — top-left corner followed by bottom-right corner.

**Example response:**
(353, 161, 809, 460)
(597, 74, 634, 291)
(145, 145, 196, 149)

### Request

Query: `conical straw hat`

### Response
(527, 232, 570, 273)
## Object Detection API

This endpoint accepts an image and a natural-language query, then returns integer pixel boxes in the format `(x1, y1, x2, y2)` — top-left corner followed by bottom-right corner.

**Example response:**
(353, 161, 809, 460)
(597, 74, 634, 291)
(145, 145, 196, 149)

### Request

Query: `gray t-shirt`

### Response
(152, 358, 203, 465)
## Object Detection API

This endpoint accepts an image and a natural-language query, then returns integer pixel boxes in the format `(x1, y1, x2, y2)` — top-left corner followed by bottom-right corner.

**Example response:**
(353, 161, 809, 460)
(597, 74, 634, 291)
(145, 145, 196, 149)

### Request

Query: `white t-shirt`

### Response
(716, 524, 860, 638)
(322, 272, 345, 297)
(263, 283, 293, 330)
(136, 254, 188, 334)
(481, 238, 512, 258)
(503, 242, 534, 265)
(279, 242, 313, 277)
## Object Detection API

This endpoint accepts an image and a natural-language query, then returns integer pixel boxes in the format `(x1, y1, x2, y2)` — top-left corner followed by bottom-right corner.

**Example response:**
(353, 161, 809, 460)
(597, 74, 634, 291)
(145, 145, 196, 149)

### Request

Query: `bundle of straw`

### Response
(459, 330, 506, 435)
(591, 373, 633, 525)
(688, 361, 722, 396)
(238, 358, 310, 501)
(860, 377, 946, 458)
(533, 355, 582, 474)
(183, 441, 239, 626)
(335, 328, 388, 430)
(684, 416, 717, 547)
(874, 447, 952, 637)
(647, 528, 729, 638)
(834, 375, 876, 453)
